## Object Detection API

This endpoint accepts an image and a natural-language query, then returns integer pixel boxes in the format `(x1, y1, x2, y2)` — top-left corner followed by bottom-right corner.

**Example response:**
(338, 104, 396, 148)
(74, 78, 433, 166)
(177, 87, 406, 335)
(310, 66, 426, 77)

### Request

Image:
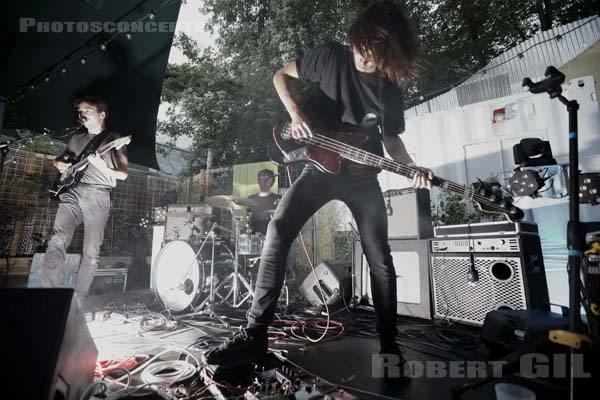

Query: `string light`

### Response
(9, 0, 181, 99)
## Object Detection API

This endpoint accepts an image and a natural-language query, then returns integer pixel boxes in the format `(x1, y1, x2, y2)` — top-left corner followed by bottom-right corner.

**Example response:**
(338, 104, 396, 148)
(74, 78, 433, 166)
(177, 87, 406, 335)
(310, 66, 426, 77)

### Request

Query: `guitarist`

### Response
(204, 1, 432, 377)
(40, 96, 128, 298)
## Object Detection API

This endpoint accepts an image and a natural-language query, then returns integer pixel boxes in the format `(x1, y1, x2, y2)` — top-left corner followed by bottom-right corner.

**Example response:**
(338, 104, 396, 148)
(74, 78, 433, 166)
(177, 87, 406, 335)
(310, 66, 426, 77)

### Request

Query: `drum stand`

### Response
(191, 225, 229, 326)
(215, 213, 253, 308)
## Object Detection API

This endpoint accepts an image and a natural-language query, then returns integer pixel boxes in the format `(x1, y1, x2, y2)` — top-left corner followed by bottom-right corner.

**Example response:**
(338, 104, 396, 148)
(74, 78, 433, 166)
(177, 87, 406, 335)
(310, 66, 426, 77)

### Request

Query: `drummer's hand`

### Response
(410, 166, 434, 190)
(290, 109, 312, 139)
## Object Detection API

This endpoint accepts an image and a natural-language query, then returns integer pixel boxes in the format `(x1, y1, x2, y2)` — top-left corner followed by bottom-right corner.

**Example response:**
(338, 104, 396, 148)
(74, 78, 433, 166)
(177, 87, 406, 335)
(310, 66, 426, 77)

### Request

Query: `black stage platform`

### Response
(74, 289, 572, 399)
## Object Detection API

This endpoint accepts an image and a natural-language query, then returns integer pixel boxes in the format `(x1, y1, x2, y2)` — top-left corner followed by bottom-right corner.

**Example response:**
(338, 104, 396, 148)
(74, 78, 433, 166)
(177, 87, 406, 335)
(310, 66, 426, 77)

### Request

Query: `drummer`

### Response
(247, 169, 281, 235)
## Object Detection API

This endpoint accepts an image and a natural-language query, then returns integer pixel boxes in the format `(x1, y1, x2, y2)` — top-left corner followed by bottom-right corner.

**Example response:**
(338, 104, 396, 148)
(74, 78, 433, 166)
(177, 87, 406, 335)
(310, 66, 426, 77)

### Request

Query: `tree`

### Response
(159, 0, 600, 169)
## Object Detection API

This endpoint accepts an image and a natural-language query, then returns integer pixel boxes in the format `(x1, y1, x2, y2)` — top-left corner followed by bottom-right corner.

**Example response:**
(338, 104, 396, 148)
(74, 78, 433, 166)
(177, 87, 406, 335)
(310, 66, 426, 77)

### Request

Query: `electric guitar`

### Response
(49, 135, 131, 199)
(270, 120, 524, 222)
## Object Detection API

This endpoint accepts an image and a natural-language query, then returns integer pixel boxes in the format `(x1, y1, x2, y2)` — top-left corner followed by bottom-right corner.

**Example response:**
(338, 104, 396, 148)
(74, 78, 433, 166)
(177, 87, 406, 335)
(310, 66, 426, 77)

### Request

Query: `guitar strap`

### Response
(73, 129, 111, 163)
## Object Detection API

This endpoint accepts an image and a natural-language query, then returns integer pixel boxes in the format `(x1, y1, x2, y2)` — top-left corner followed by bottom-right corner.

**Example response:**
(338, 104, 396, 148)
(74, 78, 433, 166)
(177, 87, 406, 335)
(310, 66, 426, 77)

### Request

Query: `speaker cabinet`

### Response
(0, 288, 98, 400)
(353, 238, 432, 320)
(300, 261, 351, 306)
(386, 188, 433, 239)
(430, 234, 549, 326)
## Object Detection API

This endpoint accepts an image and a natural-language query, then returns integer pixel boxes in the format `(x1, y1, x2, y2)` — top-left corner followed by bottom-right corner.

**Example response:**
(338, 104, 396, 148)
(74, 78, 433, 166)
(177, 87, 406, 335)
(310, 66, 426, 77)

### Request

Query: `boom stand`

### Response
(215, 211, 253, 308)
(523, 66, 592, 399)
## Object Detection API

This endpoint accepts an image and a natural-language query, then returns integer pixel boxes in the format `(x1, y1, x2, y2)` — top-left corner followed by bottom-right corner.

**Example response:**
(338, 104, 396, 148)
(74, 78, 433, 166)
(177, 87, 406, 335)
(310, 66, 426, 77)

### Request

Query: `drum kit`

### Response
(151, 195, 275, 320)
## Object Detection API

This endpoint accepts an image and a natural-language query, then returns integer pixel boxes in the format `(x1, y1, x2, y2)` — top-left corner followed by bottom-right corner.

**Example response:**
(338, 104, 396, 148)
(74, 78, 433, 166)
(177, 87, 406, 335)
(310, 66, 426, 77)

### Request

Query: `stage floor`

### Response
(80, 289, 568, 400)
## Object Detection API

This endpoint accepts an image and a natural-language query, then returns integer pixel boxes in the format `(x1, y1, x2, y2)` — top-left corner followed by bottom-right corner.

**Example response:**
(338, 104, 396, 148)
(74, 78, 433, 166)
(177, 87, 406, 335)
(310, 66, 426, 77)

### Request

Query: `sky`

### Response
(156, 1, 214, 149)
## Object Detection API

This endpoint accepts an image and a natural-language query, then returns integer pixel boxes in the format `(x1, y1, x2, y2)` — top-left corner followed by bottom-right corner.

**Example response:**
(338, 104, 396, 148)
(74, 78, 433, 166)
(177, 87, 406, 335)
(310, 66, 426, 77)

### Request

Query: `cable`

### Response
(141, 360, 197, 385)
(285, 165, 332, 343)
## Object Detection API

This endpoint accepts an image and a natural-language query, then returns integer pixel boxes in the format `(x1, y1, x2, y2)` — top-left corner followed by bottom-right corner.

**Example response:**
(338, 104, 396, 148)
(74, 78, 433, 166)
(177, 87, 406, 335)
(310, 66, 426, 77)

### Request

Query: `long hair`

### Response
(347, 1, 421, 86)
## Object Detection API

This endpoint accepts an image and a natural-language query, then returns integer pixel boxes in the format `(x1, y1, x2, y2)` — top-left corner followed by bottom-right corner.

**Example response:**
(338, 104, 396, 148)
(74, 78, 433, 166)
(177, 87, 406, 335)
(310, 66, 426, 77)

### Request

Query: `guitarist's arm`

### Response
(52, 150, 72, 173)
(88, 151, 128, 181)
(383, 135, 433, 189)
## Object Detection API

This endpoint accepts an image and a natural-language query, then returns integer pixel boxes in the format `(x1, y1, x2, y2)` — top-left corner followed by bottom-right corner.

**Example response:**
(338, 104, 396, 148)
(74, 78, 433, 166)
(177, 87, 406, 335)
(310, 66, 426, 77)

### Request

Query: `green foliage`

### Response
(431, 175, 507, 225)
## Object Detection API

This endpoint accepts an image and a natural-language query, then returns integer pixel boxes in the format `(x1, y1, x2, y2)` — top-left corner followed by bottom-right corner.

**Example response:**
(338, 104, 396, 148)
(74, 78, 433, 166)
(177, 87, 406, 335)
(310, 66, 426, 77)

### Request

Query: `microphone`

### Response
(467, 252, 479, 285)
(385, 197, 393, 216)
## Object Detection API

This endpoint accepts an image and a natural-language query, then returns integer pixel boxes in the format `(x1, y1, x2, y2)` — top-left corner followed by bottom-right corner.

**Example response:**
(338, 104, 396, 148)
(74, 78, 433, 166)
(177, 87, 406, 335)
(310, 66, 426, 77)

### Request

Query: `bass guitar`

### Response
(270, 120, 523, 222)
(49, 135, 131, 199)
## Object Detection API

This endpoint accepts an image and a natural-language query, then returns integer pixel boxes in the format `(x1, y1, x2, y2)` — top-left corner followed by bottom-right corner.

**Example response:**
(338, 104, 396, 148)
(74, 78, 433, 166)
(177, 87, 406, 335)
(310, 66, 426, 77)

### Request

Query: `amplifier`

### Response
(353, 238, 432, 320)
(430, 234, 549, 326)
(434, 221, 538, 237)
(385, 188, 433, 239)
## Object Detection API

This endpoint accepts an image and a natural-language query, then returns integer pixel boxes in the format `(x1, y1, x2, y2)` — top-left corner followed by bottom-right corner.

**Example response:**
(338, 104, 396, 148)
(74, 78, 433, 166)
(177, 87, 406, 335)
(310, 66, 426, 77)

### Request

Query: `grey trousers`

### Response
(41, 184, 111, 297)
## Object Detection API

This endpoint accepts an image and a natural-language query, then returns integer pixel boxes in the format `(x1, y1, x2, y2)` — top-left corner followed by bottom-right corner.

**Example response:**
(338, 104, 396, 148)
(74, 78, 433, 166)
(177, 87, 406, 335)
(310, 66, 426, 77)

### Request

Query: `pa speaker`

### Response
(299, 261, 351, 306)
(0, 288, 98, 400)
(353, 238, 432, 320)
(430, 234, 549, 326)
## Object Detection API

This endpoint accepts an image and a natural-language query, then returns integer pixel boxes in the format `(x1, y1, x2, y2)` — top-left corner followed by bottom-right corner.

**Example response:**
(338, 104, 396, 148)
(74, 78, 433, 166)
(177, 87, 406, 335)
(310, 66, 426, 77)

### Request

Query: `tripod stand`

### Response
(214, 211, 253, 308)
(192, 226, 229, 327)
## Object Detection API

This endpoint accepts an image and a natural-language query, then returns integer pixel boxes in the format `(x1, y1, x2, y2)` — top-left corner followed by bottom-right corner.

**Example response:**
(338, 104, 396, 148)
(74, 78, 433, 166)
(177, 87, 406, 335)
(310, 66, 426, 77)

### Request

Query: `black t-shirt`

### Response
(296, 42, 405, 157)
(248, 193, 281, 235)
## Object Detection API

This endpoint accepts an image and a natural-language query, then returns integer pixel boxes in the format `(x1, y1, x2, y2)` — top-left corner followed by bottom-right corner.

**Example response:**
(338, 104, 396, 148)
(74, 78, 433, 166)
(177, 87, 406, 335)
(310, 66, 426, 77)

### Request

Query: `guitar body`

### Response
(48, 135, 132, 200)
(49, 168, 85, 199)
(271, 119, 369, 174)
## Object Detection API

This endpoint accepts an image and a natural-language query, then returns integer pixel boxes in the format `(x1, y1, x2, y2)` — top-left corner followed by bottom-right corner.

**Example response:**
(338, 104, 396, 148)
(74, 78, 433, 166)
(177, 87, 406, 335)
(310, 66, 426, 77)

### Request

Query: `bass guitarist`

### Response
(41, 95, 128, 298)
(203, 1, 432, 379)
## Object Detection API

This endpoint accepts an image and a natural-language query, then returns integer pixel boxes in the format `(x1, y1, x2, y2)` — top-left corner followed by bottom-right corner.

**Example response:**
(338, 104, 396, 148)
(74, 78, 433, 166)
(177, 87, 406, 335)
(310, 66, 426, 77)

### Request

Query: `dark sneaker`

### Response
(202, 328, 268, 366)
(378, 340, 410, 382)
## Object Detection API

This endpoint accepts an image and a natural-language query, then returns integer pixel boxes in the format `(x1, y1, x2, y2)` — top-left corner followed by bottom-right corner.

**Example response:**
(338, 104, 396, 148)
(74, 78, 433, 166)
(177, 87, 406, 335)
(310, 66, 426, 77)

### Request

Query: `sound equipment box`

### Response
(0, 288, 98, 400)
(300, 261, 351, 306)
(430, 225, 549, 326)
(28, 254, 128, 294)
(353, 238, 432, 320)
(385, 188, 433, 239)
(481, 309, 568, 356)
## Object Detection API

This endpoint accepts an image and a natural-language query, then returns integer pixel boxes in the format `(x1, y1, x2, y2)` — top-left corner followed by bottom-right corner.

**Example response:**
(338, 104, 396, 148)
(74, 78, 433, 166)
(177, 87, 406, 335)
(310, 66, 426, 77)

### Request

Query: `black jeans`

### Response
(247, 165, 398, 339)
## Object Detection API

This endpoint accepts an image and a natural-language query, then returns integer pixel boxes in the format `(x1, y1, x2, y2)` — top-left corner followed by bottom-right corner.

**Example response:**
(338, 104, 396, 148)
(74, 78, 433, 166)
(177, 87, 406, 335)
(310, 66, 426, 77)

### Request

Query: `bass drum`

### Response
(152, 240, 202, 312)
(152, 240, 234, 312)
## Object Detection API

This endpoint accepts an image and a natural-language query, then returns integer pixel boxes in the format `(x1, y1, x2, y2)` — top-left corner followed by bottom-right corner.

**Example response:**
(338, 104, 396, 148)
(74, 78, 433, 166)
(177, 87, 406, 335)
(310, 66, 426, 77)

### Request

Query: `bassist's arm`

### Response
(383, 135, 414, 165)
(384, 135, 433, 189)
(273, 62, 312, 139)
(52, 150, 72, 172)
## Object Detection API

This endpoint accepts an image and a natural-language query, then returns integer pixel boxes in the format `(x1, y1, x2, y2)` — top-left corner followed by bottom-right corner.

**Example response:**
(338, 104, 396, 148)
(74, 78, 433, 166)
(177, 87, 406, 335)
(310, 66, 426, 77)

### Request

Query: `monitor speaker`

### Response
(299, 261, 351, 306)
(0, 288, 98, 400)
(353, 238, 432, 319)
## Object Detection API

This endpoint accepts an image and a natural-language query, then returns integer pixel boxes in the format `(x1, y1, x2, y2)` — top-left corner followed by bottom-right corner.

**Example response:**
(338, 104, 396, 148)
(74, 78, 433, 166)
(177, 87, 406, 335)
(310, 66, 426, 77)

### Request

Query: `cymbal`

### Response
(206, 195, 257, 210)
(166, 211, 211, 218)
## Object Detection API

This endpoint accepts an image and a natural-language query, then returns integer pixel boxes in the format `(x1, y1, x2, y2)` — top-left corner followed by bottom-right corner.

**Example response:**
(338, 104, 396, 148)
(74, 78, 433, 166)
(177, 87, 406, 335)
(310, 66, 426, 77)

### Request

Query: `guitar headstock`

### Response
(113, 135, 132, 150)
(471, 179, 524, 222)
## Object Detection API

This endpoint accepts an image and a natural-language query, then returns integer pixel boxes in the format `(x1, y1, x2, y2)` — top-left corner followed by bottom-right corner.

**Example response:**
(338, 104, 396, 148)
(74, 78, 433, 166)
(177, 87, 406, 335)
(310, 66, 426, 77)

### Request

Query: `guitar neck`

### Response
(315, 133, 474, 198)
(68, 143, 116, 172)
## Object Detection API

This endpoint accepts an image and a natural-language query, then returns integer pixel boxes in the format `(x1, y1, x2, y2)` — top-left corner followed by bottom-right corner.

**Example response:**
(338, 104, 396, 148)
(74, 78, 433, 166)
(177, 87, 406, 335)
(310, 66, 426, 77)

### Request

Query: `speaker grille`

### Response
(431, 256, 527, 325)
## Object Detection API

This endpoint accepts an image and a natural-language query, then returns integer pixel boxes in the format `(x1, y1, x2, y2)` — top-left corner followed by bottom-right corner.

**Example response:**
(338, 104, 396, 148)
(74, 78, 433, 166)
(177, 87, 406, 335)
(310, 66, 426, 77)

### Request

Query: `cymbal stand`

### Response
(215, 210, 253, 308)
(192, 225, 229, 326)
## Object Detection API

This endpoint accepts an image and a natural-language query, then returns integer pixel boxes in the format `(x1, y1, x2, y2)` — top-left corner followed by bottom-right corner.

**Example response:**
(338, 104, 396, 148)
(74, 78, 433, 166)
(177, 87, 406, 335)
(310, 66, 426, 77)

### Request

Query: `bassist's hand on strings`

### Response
(54, 161, 70, 173)
(290, 109, 312, 139)
(410, 166, 433, 190)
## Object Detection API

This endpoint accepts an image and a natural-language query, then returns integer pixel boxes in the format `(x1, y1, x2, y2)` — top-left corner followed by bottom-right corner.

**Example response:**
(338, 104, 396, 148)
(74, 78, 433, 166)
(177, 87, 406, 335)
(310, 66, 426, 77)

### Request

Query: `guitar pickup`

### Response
(283, 147, 310, 162)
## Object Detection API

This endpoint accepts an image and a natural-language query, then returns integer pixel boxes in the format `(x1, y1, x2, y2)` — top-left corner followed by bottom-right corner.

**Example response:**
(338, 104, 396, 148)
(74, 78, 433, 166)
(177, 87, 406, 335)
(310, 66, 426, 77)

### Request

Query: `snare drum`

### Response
(238, 233, 265, 255)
